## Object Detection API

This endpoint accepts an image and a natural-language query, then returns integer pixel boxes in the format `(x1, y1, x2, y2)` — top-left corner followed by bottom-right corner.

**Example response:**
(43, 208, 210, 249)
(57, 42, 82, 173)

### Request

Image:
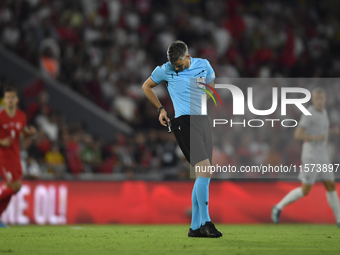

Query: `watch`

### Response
(157, 106, 165, 114)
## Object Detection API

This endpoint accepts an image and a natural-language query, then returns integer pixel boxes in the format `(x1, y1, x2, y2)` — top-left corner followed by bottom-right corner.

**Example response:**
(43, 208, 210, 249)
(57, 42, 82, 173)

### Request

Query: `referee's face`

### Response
(173, 54, 191, 71)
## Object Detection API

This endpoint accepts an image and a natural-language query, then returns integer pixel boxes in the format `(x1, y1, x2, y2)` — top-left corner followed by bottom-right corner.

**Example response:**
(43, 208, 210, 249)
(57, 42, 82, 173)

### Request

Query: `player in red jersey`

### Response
(0, 86, 36, 227)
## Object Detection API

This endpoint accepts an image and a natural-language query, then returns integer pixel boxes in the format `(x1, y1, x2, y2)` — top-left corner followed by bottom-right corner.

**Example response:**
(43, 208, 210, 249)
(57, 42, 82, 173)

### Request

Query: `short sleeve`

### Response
(150, 66, 166, 84)
(206, 60, 215, 83)
(298, 114, 311, 129)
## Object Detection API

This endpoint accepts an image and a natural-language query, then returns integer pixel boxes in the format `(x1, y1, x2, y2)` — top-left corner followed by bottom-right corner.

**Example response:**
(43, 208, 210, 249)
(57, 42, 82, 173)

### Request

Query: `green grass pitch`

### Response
(0, 224, 339, 255)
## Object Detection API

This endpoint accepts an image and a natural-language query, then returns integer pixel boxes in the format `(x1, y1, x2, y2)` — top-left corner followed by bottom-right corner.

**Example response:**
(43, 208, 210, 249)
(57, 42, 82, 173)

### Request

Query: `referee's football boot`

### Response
(188, 227, 207, 237)
(200, 221, 223, 238)
(271, 205, 281, 224)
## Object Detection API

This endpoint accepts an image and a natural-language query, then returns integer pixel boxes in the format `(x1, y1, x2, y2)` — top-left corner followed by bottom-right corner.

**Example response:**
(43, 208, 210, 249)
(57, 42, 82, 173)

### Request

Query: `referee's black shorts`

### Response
(171, 115, 213, 166)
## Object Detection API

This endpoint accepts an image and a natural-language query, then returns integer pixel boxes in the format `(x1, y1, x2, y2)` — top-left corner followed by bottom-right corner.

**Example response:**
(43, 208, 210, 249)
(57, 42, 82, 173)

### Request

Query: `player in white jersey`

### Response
(272, 88, 340, 226)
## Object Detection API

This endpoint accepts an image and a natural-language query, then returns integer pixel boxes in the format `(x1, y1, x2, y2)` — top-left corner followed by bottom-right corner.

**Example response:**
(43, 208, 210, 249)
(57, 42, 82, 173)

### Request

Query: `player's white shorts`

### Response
(298, 151, 334, 185)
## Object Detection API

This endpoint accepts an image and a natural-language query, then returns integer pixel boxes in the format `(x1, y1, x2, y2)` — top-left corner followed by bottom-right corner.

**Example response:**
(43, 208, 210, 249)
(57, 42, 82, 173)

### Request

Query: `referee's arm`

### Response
(142, 77, 169, 127)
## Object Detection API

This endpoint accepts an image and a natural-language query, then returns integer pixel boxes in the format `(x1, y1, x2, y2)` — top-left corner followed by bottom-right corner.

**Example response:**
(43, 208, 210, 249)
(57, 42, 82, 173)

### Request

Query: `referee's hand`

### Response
(159, 109, 169, 127)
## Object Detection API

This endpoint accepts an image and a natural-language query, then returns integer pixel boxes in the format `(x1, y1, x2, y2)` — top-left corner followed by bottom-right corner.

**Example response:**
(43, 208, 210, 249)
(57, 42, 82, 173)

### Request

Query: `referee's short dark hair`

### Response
(167, 40, 188, 65)
(3, 86, 17, 95)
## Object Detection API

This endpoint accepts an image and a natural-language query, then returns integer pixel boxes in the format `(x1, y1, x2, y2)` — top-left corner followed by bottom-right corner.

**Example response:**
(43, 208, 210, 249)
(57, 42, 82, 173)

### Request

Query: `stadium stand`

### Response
(1, 0, 340, 180)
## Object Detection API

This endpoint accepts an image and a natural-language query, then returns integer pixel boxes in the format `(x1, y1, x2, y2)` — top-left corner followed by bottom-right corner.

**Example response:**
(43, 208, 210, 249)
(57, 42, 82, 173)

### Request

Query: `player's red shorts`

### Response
(0, 163, 22, 183)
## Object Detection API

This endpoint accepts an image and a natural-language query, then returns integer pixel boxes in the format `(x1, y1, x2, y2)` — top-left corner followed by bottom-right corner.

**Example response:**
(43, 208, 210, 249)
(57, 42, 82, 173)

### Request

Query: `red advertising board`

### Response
(1, 181, 339, 225)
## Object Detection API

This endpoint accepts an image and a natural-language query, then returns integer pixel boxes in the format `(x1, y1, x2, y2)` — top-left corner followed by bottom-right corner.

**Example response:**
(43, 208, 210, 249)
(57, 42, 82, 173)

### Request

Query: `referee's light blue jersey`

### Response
(150, 57, 215, 118)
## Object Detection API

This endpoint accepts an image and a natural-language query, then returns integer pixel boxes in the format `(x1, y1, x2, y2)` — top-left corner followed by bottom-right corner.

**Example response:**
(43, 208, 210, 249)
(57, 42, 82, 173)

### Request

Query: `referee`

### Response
(142, 40, 222, 238)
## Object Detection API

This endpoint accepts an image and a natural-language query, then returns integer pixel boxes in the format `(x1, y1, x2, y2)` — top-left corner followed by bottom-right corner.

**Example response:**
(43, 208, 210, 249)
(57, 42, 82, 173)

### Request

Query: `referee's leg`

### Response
(194, 158, 222, 237)
(191, 116, 222, 237)
(174, 115, 222, 237)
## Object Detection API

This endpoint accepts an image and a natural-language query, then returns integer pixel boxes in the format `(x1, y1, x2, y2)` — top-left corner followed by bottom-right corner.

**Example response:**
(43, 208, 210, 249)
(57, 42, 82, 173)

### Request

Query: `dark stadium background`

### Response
(0, 0, 340, 225)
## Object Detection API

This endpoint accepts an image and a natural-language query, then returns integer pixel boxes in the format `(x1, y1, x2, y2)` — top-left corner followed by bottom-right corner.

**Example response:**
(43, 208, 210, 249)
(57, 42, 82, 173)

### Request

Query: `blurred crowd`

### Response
(1, 0, 340, 180)
(209, 80, 340, 179)
(0, 77, 188, 180)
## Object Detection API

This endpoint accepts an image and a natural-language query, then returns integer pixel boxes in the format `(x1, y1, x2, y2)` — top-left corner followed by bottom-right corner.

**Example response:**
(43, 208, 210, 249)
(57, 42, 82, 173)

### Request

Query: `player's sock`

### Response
(195, 176, 211, 225)
(0, 187, 15, 215)
(190, 180, 201, 230)
(326, 191, 340, 223)
(276, 187, 304, 210)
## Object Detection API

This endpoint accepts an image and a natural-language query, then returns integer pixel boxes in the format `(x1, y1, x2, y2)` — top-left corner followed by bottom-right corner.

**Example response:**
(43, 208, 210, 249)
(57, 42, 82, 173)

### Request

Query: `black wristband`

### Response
(157, 106, 165, 114)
